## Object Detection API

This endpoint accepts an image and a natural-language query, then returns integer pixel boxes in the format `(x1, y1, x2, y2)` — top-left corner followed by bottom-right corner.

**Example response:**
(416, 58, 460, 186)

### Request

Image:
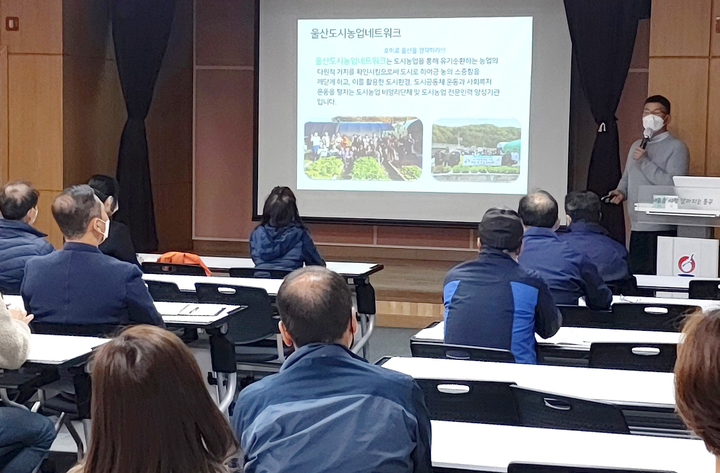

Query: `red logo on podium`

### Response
(678, 255, 696, 274)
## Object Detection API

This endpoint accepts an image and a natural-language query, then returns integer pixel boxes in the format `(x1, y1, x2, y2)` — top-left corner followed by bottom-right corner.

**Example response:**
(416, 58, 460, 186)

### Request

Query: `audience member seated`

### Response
(444, 208, 561, 363)
(675, 309, 720, 473)
(250, 186, 326, 271)
(518, 191, 612, 309)
(87, 175, 140, 267)
(558, 191, 630, 284)
(68, 325, 238, 473)
(21, 185, 164, 329)
(232, 266, 432, 473)
(0, 294, 56, 472)
(0, 181, 54, 294)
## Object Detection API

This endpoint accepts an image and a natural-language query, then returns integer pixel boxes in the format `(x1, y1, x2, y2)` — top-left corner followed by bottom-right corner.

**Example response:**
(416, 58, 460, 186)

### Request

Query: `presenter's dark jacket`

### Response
(443, 247, 562, 364)
(519, 227, 613, 309)
(232, 343, 432, 473)
(557, 221, 629, 283)
(21, 242, 164, 328)
(0, 219, 54, 295)
(99, 219, 140, 267)
(250, 224, 325, 271)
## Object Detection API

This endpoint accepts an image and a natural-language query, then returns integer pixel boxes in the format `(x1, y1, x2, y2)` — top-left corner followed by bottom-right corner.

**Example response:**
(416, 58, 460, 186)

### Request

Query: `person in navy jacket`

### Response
(0, 181, 54, 294)
(443, 208, 562, 364)
(21, 185, 164, 329)
(233, 266, 432, 473)
(250, 186, 325, 271)
(557, 191, 630, 284)
(518, 191, 612, 309)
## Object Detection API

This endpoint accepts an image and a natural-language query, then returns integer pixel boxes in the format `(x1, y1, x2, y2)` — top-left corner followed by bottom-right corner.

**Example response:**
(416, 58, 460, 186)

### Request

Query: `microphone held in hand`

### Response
(640, 127, 654, 150)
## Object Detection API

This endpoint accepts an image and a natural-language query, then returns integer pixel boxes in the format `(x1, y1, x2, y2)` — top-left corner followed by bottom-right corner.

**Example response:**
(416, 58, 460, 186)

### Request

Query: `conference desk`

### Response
(431, 421, 713, 473)
(140, 273, 375, 357)
(635, 275, 720, 296)
(383, 357, 674, 408)
(412, 322, 681, 349)
(25, 334, 109, 366)
(581, 294, 720, 311)
(138, 253, 384, 279)
(4, 295, 243, 413)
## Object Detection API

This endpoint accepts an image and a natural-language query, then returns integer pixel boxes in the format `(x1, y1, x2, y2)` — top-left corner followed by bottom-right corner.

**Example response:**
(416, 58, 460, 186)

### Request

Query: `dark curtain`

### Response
(111, 0, 176, 252)
(564, 0, 650, 244)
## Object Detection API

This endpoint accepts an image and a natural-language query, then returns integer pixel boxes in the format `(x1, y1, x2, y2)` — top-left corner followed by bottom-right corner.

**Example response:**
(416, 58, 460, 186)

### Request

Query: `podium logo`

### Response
(678, 254, 696, 274)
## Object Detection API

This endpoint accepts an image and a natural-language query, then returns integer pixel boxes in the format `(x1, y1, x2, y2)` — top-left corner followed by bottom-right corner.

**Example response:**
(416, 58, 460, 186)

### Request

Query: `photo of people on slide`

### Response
(303, 117, 422, 181)
(432, 118, 521, 183)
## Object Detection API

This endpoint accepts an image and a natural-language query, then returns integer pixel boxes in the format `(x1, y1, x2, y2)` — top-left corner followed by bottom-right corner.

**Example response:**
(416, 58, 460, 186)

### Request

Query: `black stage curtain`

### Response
(564, 0, 650, 244)
(111, 0, 176, 252)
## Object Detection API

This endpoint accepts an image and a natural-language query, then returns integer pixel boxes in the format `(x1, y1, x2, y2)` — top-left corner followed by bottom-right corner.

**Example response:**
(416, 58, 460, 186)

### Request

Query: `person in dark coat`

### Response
(87, 175, 140, 267)
(250, 187, 325, 271)
(0, 181, 54, 294)
(21, 185, 163, 329)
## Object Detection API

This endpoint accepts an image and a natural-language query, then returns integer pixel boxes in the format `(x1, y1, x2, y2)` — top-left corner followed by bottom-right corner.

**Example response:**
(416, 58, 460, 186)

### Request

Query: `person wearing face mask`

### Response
(607, 95, 689, 275)
(87, 175, 140, 267)
(0, 181, 54, 295)
(21, 185, 163, 330)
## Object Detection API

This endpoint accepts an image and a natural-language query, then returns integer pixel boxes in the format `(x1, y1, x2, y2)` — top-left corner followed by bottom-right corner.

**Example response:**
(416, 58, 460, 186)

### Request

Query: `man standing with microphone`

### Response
(607, 95, 689, 275)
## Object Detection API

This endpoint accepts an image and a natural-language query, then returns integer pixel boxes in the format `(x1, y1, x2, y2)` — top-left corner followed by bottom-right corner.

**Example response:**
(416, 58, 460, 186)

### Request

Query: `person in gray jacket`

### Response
(0, 295, 56, 472)
(608, 95, 689, 275)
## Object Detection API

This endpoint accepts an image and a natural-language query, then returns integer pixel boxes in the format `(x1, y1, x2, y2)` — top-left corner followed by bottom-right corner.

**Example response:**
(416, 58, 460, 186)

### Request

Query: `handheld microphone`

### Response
(640, 127, 654, 150)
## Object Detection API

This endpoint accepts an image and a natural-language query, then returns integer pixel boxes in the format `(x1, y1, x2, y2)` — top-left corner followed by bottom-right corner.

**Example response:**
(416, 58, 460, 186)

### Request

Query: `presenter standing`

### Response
(607, 95, 689, 275)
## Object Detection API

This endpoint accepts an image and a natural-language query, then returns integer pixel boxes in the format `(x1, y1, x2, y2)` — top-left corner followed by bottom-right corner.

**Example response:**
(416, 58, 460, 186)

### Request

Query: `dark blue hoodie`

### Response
(249, 224, 325, 271)
(0, 219, 54, 294)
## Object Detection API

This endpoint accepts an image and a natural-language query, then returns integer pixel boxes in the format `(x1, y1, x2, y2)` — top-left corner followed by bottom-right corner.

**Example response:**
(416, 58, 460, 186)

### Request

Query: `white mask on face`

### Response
(99, 218, 110, 242)
(642, 114, 665, 134)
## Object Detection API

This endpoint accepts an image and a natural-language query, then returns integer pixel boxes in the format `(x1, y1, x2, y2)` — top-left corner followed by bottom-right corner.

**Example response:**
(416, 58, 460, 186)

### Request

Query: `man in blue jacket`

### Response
(558, 191, 629, 284)
(0, 181, 54, 294)
(443, 208, 562, 364)
(518, 191, 612, 309)
(232, 266, 432, 473)
(21, 185, 164, 329)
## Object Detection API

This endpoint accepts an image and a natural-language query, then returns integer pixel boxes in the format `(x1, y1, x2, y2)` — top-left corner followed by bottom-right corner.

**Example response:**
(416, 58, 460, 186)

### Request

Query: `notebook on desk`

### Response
(158, 303, 227, 317)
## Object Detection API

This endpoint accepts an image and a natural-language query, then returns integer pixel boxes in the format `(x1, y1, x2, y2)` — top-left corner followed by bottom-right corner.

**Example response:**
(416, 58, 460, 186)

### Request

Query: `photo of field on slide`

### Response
(432, 118, 521, 182)
(303, 117, 423, 181)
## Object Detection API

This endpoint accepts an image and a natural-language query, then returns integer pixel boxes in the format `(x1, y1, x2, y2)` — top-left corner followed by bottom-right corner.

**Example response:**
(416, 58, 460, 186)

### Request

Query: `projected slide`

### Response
(297, 17, 533, 194)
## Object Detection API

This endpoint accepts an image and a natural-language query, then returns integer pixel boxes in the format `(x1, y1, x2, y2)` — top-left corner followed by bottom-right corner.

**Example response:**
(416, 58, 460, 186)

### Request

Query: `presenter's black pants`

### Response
(628, 230, 677, 275)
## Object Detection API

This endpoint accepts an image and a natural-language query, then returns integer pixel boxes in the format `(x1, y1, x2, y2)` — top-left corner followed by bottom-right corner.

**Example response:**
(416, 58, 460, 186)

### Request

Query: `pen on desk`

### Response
(189, 306, 199, 314)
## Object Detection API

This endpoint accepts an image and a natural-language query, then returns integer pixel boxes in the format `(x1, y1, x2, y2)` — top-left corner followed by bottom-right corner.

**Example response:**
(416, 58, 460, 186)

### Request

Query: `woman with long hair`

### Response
(69, 325, 238, 473)
(249, 186, 325, 271)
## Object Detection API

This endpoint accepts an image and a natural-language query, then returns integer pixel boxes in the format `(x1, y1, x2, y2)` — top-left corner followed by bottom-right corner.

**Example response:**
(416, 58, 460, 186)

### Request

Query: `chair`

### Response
(194, 283, 281, 365)
(689, 279, 720, 300)
(589, 343, 677, 372)
(146, 280, 198, 303)
(511, 386, 630, 434)
(557, 305, 612, 328)
(508, 464, 676, 473)
(142, 262, 207, 276)
(410, 341, 515, 363)
(415, 378, 519, 425)
(610, 303, 697, 332)
(229, 267, 292, 279)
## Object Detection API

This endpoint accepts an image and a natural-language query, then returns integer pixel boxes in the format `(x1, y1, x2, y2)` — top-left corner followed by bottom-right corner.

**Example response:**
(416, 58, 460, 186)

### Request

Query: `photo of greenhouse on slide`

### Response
(432, 118, 522, 182)
(303, 117, 423, 181)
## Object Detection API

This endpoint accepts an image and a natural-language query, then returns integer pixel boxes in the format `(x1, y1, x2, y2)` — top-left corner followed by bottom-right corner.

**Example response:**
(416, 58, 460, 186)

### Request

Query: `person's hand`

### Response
(9, 307, 33, 325)
(607, 190, 625, 205)
(633, 147, 646, 161)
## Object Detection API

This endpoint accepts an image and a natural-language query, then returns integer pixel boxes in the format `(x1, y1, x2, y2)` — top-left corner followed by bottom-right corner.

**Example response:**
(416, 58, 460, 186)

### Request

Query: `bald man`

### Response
(517, 191, 612, 310)
(0, 181, 53, 294)
(232, 267, 432, 473)
(21, 185, 163, 329)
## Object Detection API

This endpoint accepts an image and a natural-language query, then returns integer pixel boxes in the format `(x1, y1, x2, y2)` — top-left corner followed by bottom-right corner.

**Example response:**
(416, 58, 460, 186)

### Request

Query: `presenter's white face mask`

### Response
(642, 114, 665, 133)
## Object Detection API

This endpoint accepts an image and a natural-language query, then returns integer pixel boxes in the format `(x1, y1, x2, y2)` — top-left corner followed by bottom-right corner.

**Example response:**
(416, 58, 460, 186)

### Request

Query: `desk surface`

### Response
(413, 322, 682, 348)
(431, 421, 713, 472)
(581, 294, 720, 311)
(142, 273, 283, 295)
(4, 295, 243, 328)
(635, 275, 719, 291)
(27, 334, 108, 366)
(138, 253, 383, 279)
(384, 357, 674, 406)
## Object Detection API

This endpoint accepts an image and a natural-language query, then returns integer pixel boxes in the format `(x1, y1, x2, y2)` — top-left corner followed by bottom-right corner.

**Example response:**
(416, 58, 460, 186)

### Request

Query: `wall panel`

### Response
(650, 0, 711, 57)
